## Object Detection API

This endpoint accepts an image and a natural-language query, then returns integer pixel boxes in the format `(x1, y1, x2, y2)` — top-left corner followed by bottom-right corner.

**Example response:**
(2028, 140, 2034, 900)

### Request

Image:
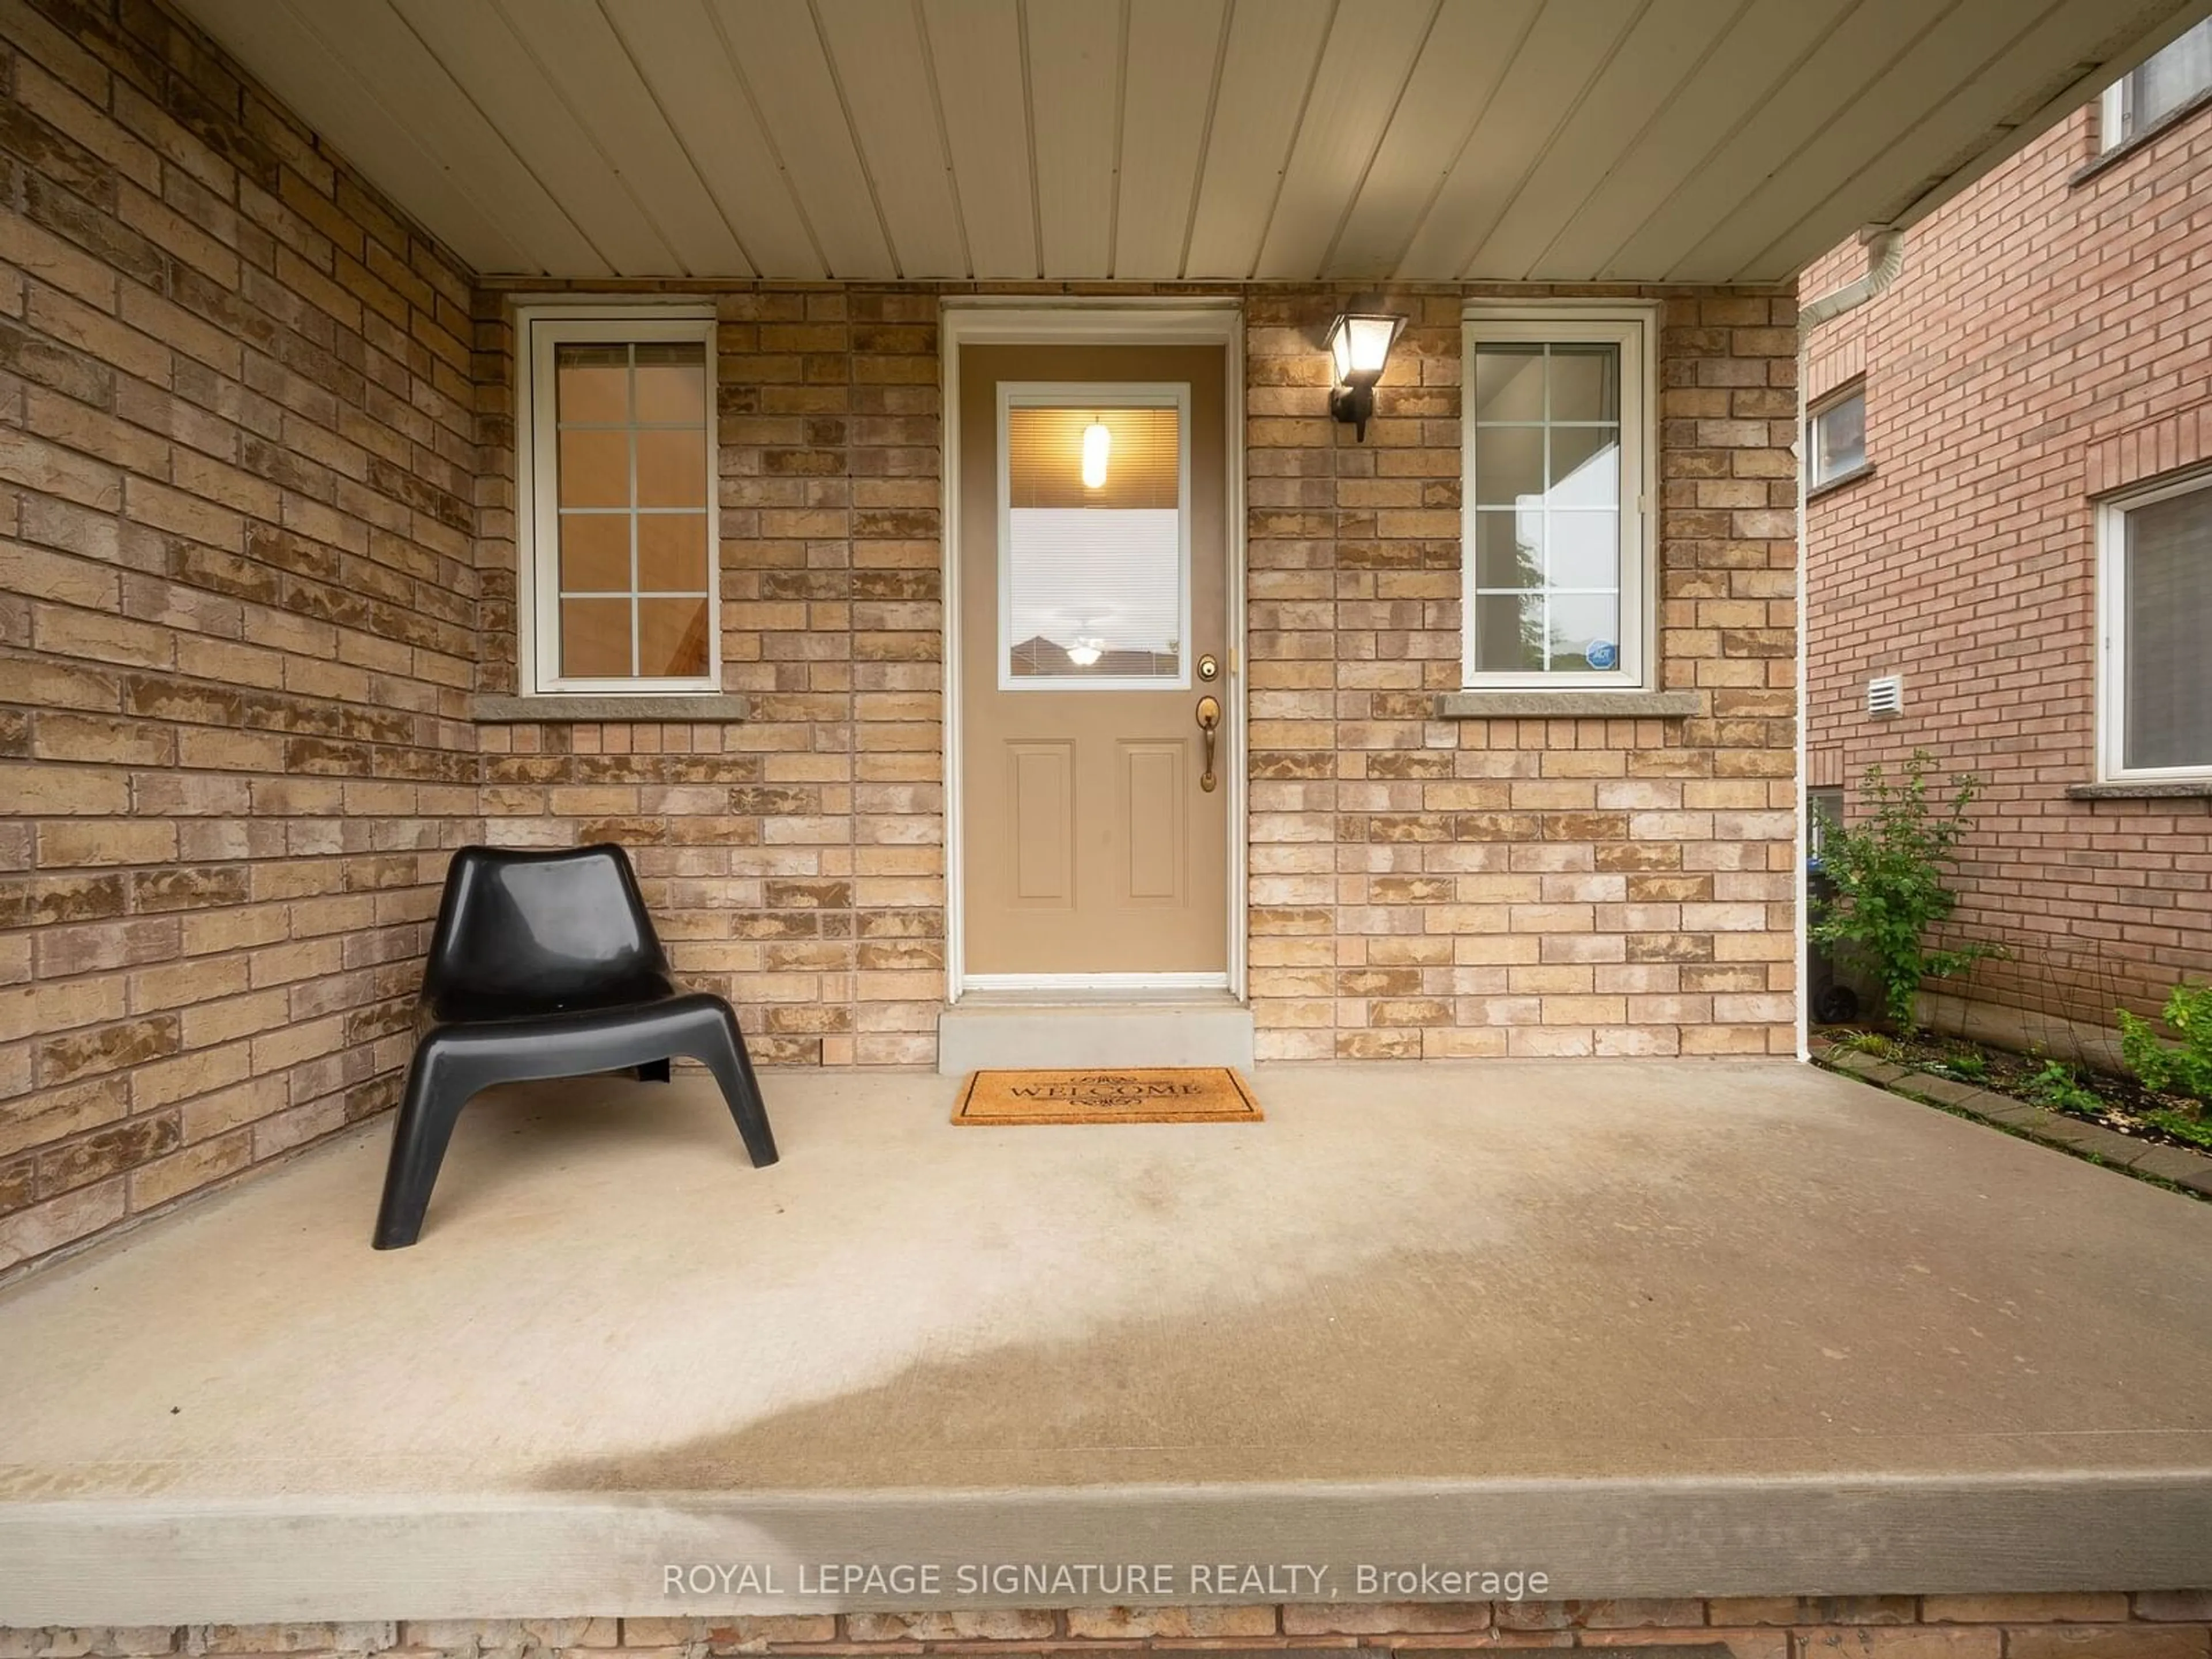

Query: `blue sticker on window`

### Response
(1586, 639, 1618, 671)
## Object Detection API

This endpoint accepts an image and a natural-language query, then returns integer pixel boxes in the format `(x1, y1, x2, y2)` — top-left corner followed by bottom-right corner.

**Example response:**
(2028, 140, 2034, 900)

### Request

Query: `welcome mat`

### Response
(953, 1067, 1262, 1125)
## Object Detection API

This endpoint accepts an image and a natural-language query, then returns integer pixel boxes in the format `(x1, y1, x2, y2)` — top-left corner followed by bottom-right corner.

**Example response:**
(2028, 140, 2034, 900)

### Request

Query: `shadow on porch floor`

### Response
(3, 1060, 2210, 1622)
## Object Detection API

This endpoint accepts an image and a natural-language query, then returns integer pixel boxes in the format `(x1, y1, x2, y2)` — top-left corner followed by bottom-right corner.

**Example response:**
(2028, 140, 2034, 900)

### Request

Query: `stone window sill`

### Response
(471, 694, 749, 724)
(2066, 778, 2212, 800)
(1437, 690, 1700, 718)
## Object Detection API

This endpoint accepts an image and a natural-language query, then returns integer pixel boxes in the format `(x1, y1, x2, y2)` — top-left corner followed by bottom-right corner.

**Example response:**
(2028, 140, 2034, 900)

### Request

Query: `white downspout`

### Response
(1792, 225, 1906, 1062)
(1798, 226, 1906, 333)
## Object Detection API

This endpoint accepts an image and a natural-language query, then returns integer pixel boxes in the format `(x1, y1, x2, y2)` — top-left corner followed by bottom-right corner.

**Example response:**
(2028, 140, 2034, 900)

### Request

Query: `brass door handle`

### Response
(1196, 695, 1221, 793)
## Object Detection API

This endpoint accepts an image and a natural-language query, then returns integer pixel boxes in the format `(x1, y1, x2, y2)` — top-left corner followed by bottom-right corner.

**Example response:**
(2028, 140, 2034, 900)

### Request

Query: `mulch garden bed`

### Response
(1814, 1025, 2212, 1157)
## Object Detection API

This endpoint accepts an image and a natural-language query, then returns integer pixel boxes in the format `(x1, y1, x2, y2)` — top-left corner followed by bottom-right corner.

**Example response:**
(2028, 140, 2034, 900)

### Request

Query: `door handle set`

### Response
(1195, 695, 1221, 793)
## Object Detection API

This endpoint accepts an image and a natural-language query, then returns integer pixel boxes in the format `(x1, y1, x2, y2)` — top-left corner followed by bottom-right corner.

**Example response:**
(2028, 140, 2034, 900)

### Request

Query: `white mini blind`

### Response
(1007, 407, 1179, 510)
(1007, 507, 1182, 669)
(2124, 487, 2212, 770)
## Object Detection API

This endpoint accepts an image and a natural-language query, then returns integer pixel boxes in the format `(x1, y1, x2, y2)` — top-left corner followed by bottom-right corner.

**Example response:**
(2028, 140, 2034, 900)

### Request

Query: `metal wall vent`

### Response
(1866, 673, 1904, 717)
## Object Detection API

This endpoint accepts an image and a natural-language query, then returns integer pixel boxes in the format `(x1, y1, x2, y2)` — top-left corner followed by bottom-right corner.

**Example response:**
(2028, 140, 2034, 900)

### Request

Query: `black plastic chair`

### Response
(373, 844, 777, 1249)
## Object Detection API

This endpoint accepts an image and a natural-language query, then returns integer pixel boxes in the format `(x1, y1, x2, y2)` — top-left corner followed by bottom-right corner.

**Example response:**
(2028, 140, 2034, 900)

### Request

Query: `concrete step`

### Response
(937, 997, 1255, 1075)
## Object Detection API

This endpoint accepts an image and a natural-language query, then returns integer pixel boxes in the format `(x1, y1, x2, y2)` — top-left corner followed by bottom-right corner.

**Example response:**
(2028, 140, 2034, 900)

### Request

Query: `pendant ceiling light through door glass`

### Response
(1081, 416, 1111, 490)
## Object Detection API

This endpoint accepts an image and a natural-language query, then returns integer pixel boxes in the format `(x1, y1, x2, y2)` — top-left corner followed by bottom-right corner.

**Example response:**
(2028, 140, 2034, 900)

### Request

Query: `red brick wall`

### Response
(0, 0, 480, 1274)
(1803, 101, 2212, 1025)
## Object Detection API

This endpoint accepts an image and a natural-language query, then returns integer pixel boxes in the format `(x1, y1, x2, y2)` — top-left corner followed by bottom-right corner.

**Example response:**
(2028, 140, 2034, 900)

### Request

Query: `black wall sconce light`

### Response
(1325, 309, 1407, 441)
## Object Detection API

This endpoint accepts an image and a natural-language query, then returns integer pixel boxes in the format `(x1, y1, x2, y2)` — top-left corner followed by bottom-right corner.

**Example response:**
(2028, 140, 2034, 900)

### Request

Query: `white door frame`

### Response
(941, 298, 1248, 1005)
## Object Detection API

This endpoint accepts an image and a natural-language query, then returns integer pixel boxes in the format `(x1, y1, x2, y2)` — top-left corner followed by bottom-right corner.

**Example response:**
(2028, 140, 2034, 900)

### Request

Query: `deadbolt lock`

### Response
(1197, 653, 1220, 683)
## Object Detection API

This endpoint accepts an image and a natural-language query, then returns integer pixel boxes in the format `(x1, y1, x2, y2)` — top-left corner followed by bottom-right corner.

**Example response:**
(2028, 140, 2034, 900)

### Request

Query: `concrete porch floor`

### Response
(3, 1060, 2210, 1624)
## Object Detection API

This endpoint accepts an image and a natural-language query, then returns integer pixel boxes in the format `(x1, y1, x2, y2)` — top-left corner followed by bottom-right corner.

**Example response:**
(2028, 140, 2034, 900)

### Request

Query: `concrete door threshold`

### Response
(937, 995, 1255, 1074)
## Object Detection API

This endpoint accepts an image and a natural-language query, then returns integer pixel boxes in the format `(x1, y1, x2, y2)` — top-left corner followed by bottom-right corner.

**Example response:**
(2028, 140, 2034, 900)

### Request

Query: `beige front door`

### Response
(958, 343, 1230, 983)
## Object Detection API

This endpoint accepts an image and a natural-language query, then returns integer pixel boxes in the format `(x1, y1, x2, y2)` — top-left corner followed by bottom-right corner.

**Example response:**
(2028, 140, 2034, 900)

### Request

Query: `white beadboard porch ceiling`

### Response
(177, 0, 2212, 286)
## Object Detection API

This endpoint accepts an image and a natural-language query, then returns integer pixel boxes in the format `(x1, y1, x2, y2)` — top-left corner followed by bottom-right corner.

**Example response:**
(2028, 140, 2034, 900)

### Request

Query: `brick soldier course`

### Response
(1804, 91, 2212, 1027)
(8, 1597, 2212, 1659)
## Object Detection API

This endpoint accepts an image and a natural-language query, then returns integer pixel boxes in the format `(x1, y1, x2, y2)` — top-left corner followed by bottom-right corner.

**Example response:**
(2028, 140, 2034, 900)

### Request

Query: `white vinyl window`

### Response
(517, 307, 718, 694)
(1807, 382, 1868, 490)
(2099, 472, 2212, 779)
(1461, 306, 1654, 690)
(2099, 17, 2212, 153)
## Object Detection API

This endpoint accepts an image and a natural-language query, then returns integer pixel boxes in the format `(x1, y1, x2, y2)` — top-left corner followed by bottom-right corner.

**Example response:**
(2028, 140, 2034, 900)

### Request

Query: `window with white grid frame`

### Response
(2099, 472, 2212, 780)
(520, 310, 719, 694)
(1461, 309, 1653, 690)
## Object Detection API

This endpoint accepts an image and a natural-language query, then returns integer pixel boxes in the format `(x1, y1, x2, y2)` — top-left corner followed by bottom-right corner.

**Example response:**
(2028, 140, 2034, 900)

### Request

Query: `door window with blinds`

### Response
(521, 312, 718, 693)
(998, 384, 1190, 690)
(2100, 474, 2212, 778)
(1461, 308, 1652, 690)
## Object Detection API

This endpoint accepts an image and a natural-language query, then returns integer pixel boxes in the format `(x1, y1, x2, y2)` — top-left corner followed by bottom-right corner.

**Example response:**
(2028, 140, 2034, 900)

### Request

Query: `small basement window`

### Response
(2099, 17, 2212, 153)
(518, 307, 719, 695)
(2099, 472, 2212, 779)
(1806, 382, 1867, 491)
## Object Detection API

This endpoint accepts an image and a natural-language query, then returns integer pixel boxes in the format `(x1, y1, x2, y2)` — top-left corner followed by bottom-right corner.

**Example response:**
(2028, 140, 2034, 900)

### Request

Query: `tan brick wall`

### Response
(1245, 289, 1799, 1060)
(466, 279, 968, 1075)
(471, 286, 945, 1066)
(0, 0, 1803, 1278)
(6, 1593, 2211, 1659)
(1803, 104, 2212, 1025)
(468, 283, 1798, 1067)
(0, 0, 480, 1274)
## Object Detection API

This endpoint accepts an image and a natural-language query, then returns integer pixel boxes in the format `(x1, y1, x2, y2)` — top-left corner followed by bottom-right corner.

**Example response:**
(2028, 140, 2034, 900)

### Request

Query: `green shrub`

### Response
(2117, 981, 2212, 1103)
(1809, 752, 2000, 1029)
(2142, 1107, 2212, 1150)
(2027, 1060, 2104, 1116)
